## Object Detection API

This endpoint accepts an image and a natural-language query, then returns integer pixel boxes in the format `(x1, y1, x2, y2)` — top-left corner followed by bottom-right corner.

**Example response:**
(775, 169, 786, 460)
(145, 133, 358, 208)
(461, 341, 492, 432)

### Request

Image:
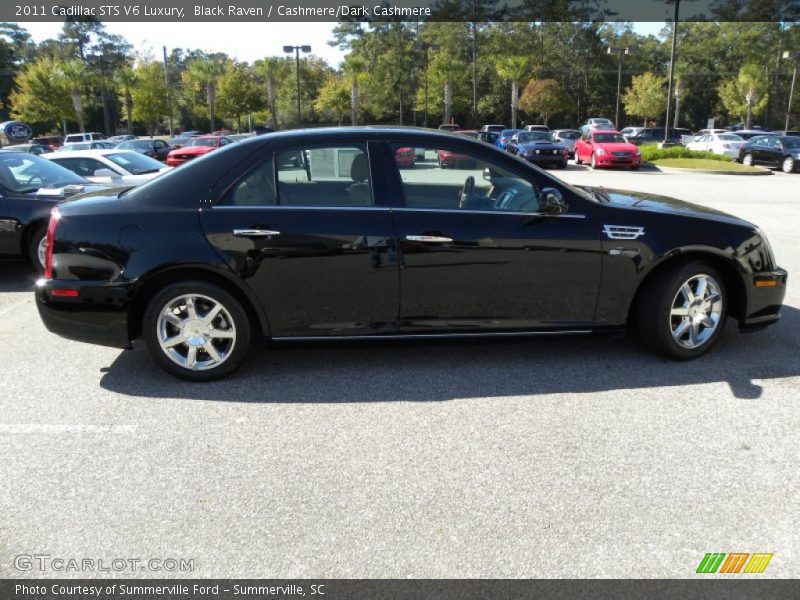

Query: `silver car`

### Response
(551, 129, 580, 157)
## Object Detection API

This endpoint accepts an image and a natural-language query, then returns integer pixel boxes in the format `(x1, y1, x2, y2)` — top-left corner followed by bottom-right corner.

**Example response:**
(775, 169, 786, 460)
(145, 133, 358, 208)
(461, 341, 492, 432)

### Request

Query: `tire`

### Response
(635, 261, 727, 360)
(27, 226, 47, 273)
(590, 153, 597, 169)
(742, 153, 754, 166)
(143, 280, 253, 381)
(574, 153, 582, 165)
(782, 156, 795, 173)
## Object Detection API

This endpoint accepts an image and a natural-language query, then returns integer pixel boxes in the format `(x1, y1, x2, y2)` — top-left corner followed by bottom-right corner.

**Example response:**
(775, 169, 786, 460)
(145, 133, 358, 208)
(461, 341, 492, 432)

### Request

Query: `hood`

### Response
(172, 145, 214, 155)
(594, 142, 638, 152)
(595, 187, 753, 227)
(518, 141, 563, 150)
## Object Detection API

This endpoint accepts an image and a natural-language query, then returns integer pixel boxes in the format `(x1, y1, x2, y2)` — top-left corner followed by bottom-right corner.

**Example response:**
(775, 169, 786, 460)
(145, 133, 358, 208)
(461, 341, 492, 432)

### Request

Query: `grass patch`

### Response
(649, 158, 760, 172)
(639, 145, 734, 162)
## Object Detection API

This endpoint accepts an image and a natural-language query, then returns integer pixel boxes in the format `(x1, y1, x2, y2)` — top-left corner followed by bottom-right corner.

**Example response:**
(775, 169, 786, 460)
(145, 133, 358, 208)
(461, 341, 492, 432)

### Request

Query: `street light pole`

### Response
(414, 42, 440, 128)
(663, 0, 680, 144)
(283, 44, 311, 128)
(163, 45, 173, 137)
(607, 46, 630, 130)
(783, 50, 799, 133)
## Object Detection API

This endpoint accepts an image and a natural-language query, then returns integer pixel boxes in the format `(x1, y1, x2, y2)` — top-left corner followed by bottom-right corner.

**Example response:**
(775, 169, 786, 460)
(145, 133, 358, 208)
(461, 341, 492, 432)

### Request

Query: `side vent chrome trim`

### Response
(603, 225, 645, 240)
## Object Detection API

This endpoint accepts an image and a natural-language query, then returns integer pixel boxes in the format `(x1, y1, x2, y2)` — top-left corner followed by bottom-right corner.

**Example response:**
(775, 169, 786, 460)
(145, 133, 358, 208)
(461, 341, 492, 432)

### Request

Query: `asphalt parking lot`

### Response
(1, 166, 799, 579)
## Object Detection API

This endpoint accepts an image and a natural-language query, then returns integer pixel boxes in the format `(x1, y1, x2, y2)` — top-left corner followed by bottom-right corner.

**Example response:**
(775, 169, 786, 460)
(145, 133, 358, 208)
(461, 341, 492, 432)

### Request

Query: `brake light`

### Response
(43, 208, 60, 280)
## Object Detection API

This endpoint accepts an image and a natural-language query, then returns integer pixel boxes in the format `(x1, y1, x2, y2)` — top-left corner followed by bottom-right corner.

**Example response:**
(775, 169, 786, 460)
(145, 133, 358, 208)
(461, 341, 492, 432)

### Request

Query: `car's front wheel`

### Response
(590, 153, 597, 169)
(742, 153, 754, 166)
(143, 281, 253, 381)
(27, 226, 47, 273)
(635, 262, 727, 360)
(782, 156, 795, 173)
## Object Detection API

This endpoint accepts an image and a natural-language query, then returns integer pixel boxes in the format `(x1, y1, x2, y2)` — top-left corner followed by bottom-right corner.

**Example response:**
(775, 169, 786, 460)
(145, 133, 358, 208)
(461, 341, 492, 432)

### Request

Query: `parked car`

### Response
(0, 143, 50, 155)
(116, 138, 172, 161)
(685, 132, 746, 158)
(575, 130, 641, 169)
(480, 124, 506, 133)
(35, 127, 786, 380)
(691, 128, 727, 141)
(506, 130, 568, 168)
(46, 150, 172, 186)
(107, 135, 137, 144)
(166, 137, 194, 150)
(523, 124, 551, 132)
(180, 131, 204, 137)
(737, 135, 800, 173)
(0, 151, 110, 270)
(580, 118, 615, 136)
(619, 126, 644, 139)
(228, 133, 254, 142)
(438, 124, 461, 132)
(476, 131, 500, 145)
(785, 130, 800, 137)
(551, 129, 581, 158)
(733, 129, 780, 141)
(31, 136, 63, 151)
(626, 128, 683, 146)
(166, 136, 232, 166)
(63, 132, 106, 144)
(394, 146, 415, 168)
(58, 142, 115, 152)
(495, 129, 521, 150)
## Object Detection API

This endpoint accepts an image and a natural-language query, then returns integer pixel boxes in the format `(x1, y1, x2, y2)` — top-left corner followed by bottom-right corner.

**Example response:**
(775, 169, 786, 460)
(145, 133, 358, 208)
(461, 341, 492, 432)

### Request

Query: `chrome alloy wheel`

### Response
(782, 156, 795, 173)
(156, 294, 236, 371)
(37, 235, 48, 268)
(669, 274, 723, 349)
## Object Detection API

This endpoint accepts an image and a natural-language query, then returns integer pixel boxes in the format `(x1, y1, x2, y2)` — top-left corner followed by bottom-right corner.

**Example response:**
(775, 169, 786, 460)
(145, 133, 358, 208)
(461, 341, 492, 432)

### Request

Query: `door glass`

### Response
(276, 143, 373, 206)
(390, 144, 539, 213)
(221, 157, 277, 207)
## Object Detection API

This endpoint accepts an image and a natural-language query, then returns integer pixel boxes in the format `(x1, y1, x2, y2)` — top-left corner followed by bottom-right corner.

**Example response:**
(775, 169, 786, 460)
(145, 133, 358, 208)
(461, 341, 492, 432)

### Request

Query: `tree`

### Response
(217, 63, 259, 131)
(718, 63, 769, 128)
(342, 55, 366, 126)
(114, 64, 137, 134)
(623, 72, 666, 126)
(186, 57, 227, 131)
(314, 75, 351, 125)
(496, 56, 530, 129)
(432, 52, 462, 126)
(518, 79, 567, 125)
(9, 57, 73, 131)
(253, 57, 286, 129)
(131, 58, 168, 135)
(58, 59, 87, 133)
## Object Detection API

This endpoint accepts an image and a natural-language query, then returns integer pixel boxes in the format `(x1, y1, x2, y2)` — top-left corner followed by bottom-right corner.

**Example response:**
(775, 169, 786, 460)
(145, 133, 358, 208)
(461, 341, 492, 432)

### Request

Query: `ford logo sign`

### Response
(1, 121, 33, 142)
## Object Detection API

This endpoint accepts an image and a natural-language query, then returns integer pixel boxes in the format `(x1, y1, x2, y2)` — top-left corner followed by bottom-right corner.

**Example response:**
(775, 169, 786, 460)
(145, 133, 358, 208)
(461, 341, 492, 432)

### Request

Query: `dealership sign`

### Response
(0, 121, 33, 142)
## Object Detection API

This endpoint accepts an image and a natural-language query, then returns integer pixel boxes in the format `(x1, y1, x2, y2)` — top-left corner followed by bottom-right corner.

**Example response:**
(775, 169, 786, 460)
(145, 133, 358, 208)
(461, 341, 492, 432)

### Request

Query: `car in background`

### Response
(551, 129, 580, 158)
(58, 142, 115, 152)
(63, 132, 106, 144)
(180, 130, 204, 137)
(575, 130, 641, 169)
(580, 118, 615, 136)
(480, 124, 505, 133)
(116, 138, 172, 161)
(394, 146, 415, 168)
(625, 128, 683, 146)
(495, 129, 521, 150)
(228, 133, 254, 142)
(438, 124, 461, 132)
(734, 129, 779, 141)
(166, 136, 232, 167)
(107, 134, 137, 144)
(0, 143, 50, 155)
(685, 132, 746, 158)
(691, 128, 727, 141)
(437, 131, 477, 167)
(738, 135, 800, 173)
(0, 151, 110, 271)
(523, 124, 551, 132)
(31, 136, 63, 152)
(47, 149, 172, 186)
(506, 130, 568, 168)
(476, 131, 500, 145)
(785, 130, 800, 137)
(34, 127, 786, 380)
(166, 136, 194, 150)
(620, 126, 644, 139)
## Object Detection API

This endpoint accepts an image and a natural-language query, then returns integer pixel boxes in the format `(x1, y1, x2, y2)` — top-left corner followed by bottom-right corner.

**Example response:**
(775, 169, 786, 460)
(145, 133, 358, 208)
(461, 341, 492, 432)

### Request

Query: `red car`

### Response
(166, 136, 231, 166)
(575, 130, 641, 169)
(437, 131, 478, 168)
(395, 146, 415, 168)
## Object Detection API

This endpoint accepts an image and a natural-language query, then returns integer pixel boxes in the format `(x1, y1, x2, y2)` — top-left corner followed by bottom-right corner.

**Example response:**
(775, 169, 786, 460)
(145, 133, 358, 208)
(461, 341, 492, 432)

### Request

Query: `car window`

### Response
(276, 143, 372, 207)
(390, 143, 539, 213)
(0, 154, 85, 192)
(104, 152, 163, 175)
(221, 157, 277, 206)
(52, 157, 109, 178)
(594, 133, 625, 143)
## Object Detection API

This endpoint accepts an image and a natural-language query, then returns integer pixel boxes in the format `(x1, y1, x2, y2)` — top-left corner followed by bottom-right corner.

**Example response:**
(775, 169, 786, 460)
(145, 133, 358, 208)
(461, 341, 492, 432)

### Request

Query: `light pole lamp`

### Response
(783, 50, 799, 133)
(607, 46, 631, 130)
(283, 44, 311, 128)
(414, 42, 440, 128)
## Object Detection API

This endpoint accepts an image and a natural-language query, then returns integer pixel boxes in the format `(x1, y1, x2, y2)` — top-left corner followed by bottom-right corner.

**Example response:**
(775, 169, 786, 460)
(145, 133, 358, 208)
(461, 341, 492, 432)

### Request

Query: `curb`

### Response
(646, 163, 773, 176)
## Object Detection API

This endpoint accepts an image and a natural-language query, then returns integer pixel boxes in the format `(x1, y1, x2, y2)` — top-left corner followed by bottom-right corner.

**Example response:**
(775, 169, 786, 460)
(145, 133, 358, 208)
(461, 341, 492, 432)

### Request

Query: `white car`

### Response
(63, 132, 107, 144)
(46, 149, 171, 186)
(686, 133, 746, 158)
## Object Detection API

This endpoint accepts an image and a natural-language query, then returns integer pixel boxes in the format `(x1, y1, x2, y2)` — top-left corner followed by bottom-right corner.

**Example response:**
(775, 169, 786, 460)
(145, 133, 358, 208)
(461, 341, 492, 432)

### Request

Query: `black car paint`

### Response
(737, 136, 800, 170)
(35, 128, 786, 350)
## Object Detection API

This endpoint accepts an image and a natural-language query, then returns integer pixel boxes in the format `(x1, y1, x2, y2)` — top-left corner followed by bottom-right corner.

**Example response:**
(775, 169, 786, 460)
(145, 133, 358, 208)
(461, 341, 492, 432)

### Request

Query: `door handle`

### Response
(233, 229, 280, 237)
(405, 235, 453, 243)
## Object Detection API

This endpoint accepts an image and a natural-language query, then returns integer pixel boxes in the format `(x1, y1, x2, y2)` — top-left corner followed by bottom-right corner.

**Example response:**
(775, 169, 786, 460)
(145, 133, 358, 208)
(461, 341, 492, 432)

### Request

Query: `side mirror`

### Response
(539, 187, 567, 215)
(93, 168, 121, 179)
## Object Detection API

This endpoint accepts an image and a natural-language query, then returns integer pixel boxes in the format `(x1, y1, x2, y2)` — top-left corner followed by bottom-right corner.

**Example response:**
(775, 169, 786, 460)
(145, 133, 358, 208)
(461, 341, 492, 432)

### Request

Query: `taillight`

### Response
(43, 208, 60, 280)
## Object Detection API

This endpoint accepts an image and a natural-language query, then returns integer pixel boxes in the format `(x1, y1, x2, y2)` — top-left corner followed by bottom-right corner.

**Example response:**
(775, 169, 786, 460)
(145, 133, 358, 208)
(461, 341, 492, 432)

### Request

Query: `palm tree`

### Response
(59, 59, 87, 133)
(342, 55, 366, 126)
(433, 53, 461, 126)
(496, 56, 530, 129)
(253, 57, 284, 130)
(187, 57, 227, 131)
(115, 64, 137, 134)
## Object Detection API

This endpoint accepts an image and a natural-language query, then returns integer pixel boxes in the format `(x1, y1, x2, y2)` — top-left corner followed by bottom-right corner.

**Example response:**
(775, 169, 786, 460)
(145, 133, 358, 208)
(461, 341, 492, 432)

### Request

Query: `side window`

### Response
(390, 143, 539, 213)
(276, 143, 372, 207)
(221, 157, 276, 207)
(220, 138, 229, 147)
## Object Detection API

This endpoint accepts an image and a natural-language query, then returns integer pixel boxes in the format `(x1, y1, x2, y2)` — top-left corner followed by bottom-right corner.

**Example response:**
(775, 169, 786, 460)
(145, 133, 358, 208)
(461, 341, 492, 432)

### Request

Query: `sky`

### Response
(17, 21, 666, 68)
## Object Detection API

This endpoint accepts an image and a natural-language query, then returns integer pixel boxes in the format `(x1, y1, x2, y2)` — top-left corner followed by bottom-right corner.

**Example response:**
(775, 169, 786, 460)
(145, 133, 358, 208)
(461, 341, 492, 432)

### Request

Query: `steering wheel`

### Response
(458, 176, 475, 208)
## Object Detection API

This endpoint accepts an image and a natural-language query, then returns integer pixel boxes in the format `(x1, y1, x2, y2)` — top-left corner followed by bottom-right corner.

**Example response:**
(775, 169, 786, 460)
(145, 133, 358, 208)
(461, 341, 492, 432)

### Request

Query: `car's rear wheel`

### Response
(782, 156, 795, 173)
(27, 226, 47, 273)
(143, 281, 252, 381)
(742, 153, 754, 166)
(635, 262, 727, 360)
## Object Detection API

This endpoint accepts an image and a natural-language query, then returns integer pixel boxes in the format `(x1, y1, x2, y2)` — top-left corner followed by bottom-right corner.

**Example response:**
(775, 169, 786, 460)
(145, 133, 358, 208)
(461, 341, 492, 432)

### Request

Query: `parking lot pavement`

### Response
(1, 169, 799, 579)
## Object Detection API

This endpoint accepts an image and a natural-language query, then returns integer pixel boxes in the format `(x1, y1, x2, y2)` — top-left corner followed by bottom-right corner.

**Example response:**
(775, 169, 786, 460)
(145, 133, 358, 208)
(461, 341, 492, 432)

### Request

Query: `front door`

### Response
(199, 140, 400, 337)
(384, 141, 602, 334)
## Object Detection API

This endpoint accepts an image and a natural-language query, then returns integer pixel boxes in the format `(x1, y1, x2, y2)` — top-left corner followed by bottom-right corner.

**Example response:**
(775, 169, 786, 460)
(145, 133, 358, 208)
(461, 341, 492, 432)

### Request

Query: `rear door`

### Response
(199, 138, 400, 338)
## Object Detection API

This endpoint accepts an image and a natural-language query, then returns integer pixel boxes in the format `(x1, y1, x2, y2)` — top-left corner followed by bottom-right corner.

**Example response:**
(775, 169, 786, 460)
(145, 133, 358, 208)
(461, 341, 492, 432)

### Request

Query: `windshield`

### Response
(594, 133, 626, 143)
(517, 132, 552, 143)
(186, 137, 220, 147)
(103, 151, 164, 175)
(0, 153, 86, 192)
(118, 140, 152, 150)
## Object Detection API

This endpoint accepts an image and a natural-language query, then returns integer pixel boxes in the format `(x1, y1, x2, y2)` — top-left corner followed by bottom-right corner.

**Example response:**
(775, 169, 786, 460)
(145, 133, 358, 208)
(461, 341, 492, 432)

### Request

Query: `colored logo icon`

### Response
(696, 552, 773, 574)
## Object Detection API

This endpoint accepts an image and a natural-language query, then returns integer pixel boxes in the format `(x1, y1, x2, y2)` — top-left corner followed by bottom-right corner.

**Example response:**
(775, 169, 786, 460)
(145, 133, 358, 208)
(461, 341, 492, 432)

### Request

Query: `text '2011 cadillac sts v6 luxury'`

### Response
(35, 128, 787, 380)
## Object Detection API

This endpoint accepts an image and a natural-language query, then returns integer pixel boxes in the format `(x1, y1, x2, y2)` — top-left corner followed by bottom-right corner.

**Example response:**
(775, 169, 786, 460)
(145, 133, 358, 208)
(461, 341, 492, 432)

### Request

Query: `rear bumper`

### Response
(35, 280, 132, 349)
(740, 268, 788, 330)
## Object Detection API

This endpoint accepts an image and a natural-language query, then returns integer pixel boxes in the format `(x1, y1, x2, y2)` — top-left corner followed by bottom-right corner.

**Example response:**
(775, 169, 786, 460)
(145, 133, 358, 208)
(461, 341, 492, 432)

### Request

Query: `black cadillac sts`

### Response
(35, 128, 787, 380)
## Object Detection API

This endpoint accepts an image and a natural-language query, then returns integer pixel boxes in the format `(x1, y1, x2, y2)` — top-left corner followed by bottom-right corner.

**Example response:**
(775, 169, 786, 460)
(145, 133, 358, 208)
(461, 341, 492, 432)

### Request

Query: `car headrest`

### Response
(350, 153, 369, 183)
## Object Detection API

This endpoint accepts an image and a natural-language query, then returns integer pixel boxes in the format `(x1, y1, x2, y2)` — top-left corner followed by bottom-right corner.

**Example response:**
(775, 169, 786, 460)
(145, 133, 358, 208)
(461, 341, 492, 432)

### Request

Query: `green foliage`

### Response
(131, 58, 168, 135)
(217, 62, 259, 130)
(717, 63, 769, 128)
(623, 72, 666, 125)
(519, 79, 567, 125)
(314, 75, 351, 125)
(638, 145, 733, 162)
(9, 57, 72, 129)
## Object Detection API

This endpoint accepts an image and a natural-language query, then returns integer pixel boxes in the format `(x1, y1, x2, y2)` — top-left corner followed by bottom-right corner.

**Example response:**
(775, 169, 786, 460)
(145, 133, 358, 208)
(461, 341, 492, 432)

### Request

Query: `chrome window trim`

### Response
(209, 204, 392, 212)
(208, 205, 586, 219)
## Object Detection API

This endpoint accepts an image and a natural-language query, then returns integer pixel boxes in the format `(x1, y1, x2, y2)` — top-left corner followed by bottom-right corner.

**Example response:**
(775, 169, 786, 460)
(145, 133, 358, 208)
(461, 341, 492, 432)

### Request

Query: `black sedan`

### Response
(737, 135, 800, 173)
(506, 131, 569, 168)
(116, 139, 172, 161)
(0, 151, 110, 271)
(35, 128, 786, 380)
